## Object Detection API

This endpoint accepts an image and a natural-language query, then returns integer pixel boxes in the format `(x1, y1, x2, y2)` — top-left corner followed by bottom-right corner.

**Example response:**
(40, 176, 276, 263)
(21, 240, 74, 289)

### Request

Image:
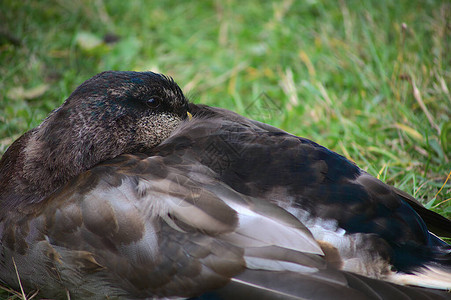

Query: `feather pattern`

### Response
(0, 71, 450, 299)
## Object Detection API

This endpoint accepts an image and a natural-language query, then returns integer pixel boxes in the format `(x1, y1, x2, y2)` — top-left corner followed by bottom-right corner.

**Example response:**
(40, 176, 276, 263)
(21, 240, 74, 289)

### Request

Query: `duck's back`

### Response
(154, 104, 451, 286)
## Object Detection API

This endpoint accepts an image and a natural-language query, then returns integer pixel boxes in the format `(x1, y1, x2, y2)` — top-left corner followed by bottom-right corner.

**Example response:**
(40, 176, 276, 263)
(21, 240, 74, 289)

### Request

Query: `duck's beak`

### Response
(187, 112, 192, 120)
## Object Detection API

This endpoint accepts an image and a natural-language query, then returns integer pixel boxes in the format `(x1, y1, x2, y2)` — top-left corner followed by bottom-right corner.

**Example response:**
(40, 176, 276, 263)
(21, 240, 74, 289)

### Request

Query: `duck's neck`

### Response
(0, 132, 43, 209)
(22, 131, 82, 198)
(0, 124, 126, 210)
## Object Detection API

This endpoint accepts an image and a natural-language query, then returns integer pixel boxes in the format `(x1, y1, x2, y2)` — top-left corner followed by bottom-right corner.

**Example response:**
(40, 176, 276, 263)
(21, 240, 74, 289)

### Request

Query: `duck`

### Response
(0, 71, 450, 299)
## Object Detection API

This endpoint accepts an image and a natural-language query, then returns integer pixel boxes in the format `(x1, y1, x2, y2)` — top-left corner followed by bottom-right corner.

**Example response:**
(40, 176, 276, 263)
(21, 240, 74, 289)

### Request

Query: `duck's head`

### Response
(0, 71, 189, 205)
(38, 71, 189, 155)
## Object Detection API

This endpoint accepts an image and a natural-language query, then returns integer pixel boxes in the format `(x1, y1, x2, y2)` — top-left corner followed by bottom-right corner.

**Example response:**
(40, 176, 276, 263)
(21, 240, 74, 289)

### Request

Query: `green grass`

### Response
(1, 0, 450, 298)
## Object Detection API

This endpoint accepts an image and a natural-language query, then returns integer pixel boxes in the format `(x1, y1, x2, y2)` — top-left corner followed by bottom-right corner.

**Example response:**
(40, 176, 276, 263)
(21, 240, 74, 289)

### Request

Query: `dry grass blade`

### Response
(279, 68, 299, 110)
(0, 283, 23, 299)
(432, 170, 451, 208)
(411, 77, 440, 134)
(11, 258, 26, 300)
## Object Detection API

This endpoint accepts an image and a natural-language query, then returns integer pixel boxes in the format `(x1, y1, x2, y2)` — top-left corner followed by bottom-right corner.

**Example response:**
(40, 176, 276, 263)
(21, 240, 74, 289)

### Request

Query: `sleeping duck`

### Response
(0, 71, 450, 299)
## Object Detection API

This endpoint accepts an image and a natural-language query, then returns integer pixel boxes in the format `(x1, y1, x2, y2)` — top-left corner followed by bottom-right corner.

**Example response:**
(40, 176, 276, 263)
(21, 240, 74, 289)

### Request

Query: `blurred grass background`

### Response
(0, 0, 450, 297)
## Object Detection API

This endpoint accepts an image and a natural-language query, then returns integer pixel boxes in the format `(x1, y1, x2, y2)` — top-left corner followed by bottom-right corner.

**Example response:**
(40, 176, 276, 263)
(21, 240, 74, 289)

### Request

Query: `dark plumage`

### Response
(0, 71, 450, 299)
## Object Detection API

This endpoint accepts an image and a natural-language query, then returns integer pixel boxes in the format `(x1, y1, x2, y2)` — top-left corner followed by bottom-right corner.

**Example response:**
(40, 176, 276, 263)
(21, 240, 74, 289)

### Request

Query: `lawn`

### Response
(0, 0, 450, 298)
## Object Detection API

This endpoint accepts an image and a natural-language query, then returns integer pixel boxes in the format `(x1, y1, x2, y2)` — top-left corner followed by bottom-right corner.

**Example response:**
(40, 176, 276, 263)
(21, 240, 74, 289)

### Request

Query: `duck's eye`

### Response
(145, 97, 161, 109)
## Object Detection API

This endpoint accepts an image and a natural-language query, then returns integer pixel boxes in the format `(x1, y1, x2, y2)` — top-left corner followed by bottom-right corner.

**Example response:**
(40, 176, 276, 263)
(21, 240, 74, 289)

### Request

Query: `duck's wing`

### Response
(249, 114, 451, 238)
(1, 152, 319, 299)
(154, 104, 451, 288)
(4, 151, 450, 299)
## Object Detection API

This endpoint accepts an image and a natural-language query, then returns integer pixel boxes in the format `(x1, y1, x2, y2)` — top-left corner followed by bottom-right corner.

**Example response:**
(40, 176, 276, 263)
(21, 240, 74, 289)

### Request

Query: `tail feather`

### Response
(388, 265, 451, 290)
(394, 188, 451, 239)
